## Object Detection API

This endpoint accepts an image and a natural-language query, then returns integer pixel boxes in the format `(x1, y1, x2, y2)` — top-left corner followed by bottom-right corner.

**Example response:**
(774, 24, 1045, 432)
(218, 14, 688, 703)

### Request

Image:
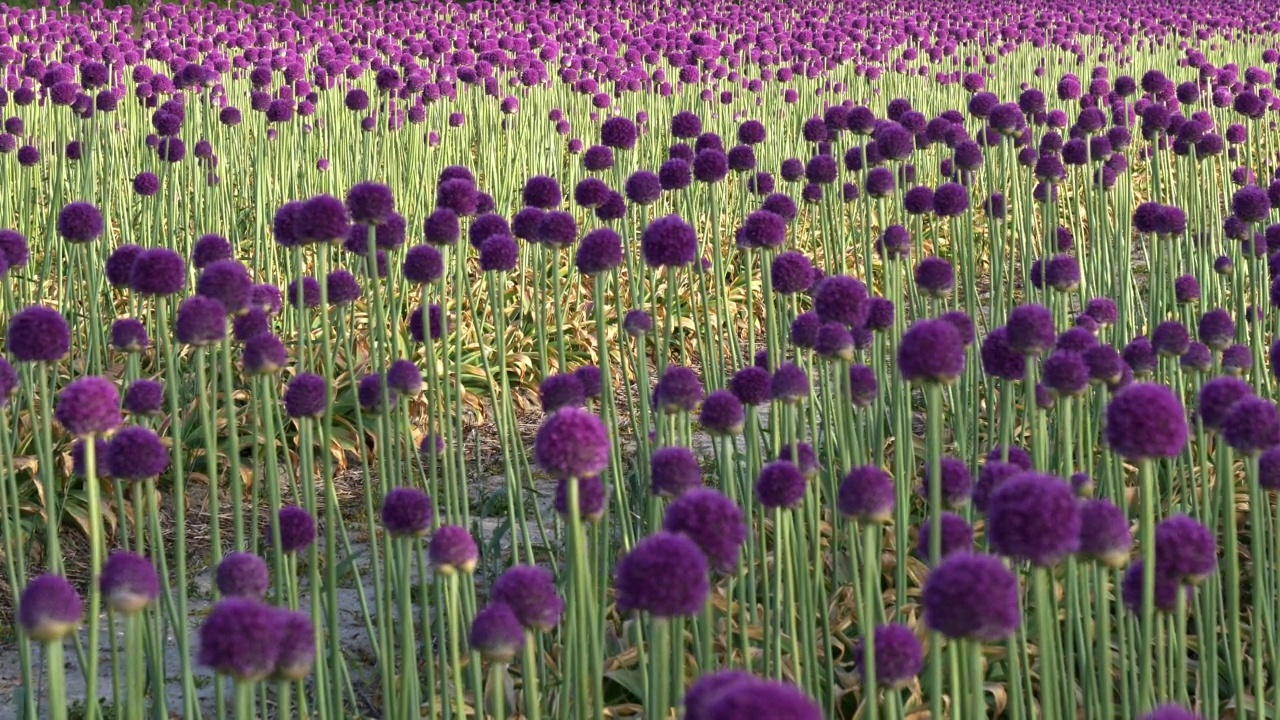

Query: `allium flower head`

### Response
(1006, 304, 1055, 355)
(1155, 514, 1216, 584)
(730, 366, 772, 406)
(854, 624, 923, 689)
(1077, 498, 1131, 567)
(919, 457, 973, 508)
(922, 553, 1021, 641)
(917, 512, 974, 560)
(641, 215, 698, 268)
(655, 365, 704, 413)
(1105, 383, 1188, 460)
(198, 598, 285, 681)
(663, 488, 746, 572)
(491, 565, 563, 631)
(554, 475, 609, 523)
(650, 446, 703, 497)
(175, 296, 226, 346)
(19, 574, 83, 642)
(346, 182, 394, 225)
(987, 473, 1081, 566)
(283, 373, 326, 418)
(380, 487, 433, 537)
(535, 407, 610, 479)
(470, 604, 524, 662)
(100, 551, 159, 615)
(898, 319, 965, 383)
(276, 505, 316, 554)
(56, 376, 120, 437)
(755, 460, 807, 509)
(215, 552, 269, 599)
(106, 426, 168, 481)
(813, 275, 869, 328)
(8, 306, 70, 362)
(1222, 396, 1280, 455)
(273, 610, 315, 681)
(615, 532, 709, 617)
(429, 525, 479, 574)
(57, 201, 103, 243)
(1122, 560, 1183, 614)
(1137, 706, 1203, 720)
(698, 677, 824, 720)
(130, 248, 186, 296)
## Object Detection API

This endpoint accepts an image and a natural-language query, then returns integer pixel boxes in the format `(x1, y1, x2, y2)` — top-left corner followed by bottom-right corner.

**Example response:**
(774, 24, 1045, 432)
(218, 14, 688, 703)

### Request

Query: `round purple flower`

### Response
(1121, 560, 1183, 614)
(650, 446, 703, 498)
(554, 476, 609, 523)
(380, 487, 433, 537)
(730, 366, 772, 406)
(1198, 308, 1235, 350)
(1104, 382, 1189, 460)
(813, 275, 869, 328)
(642, 215, 698, 268)
(917, 512, 974, 561)
(57, 202, 103, 243)
(8, 306, 70, 362)
(191, 234, 233, 270)
(130, 248, 186, 296)
(654, 366, 704, 414)
(1232, 185, 1271, 223)
(755, 460, 807, 509)
(1154, 514, 1216, 584)
(133, 172, 160, 196)
(56, 377, 120, 438)
(1076, 498, 1131, 568)
(174, 296, 226, 346)
(922, 553, 1021, 641)
(919, 457, 972, 508)
(987, 473, 1081, 566)
(109, 318, 149, 353)
(848, 364, 879, 408)
(1043, 351, 1090, 396)
(470, 604, 525, 662)
(615, 532, 709, 617)
(121, 379, 163, 416)
(283, 373, 326, 418)
(346, 182, 394, 226)
(522, 176, 562, 209)
(535, 407, 610, 479)
(1222, 396, 1280, 455)
(1006, 304, 1055, 355)
(430, 525, 479, 574)
(898, 319, 965, 384)
(739, 210, 787, 250)
(914, 257, 955, 296)
(271, 505, 315, 554)
(980, 327, 1025, 380)
(854, 624, 923, 689)
(436, 179, 478, 217)
(491, 565, 563, 631)
(625, 171, 663, 205)
(697, 678, 822, 720)
(663, 488, 746, 573)
(932, 182, 969, 217)
(18, 574, 82, 642)
(100, 551, 160, 615)
(215, 552, 269, 599)
(771, 362, 810, 402)
(198, 598, 285, 681)
(105, 426, 168, 481)
(601, 116, 638, 150)
(1137, 706, 1203, 720)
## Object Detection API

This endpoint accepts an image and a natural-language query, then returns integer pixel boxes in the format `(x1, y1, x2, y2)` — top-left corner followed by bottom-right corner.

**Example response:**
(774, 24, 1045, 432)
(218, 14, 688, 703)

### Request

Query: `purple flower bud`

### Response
(917, 512, 974, 561)
(100, 551, 159, 615)
(470, 603, 525, 662)
(491, 565, 563, 631)
(19, 574, 82, 641)
(198, 598, 285, 681)
(535, 407, 610, 479)
(922, 553, 1021, 641)
(381, 487, 433, 537)
(429, 525, 479, 574)
(988, 472, 1081, 566)
(1106, 383, 1188, 460)
(615, 532, 709, 617)
(215, 552, 269, 600)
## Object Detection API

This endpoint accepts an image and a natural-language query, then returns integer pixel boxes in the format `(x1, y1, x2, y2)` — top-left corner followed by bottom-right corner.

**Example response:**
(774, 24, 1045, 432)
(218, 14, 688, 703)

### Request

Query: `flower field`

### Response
(3, 0, 1280, 718)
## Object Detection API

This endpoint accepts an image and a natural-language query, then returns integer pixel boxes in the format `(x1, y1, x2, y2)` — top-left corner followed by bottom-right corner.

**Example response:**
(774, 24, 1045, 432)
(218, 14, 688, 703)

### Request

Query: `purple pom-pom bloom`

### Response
(813, 275, 870, 328)
(898, 319, 965, 384)
(19, 574, 83, 641)
(470, 604, 525, 662)
(642, 215, 698, 268)
(655, 366, 704, 413)
(1155, 514, 1216, 584)
(699, 390, 744, 436)
(1137, 706, 1203, 720)
(663, 489, 746, 573)
(987, 473, 1081, 566)
(554, 476, 609, 523)
(130, 248, 186, 296)
(430, 525, 479, 574)
(106, 426, 169, 481)
(535, 407, 610, 479)
(283, 373, 327, 418)
(175, 296, 227, 346)
(197, 260, 252, 315)
(922, 553, 1021, 640)
(1077, 498, 1132, 568)
(215, 552, 269, 599)
(980, 327, 1025, 381)
(854, 624, 923, 689)
(198, 598, 285, 681)
(1006, 304, 1055, 355)
(380, 487, 433, 537)
(731, 366, 772, 406)
(346, 182, 395, 225)
(100, 552, 159, 615)
(615, 532, 709, 617)
(1222, 397, 1280, 456)
(756, 460, 807, 509)
(917, 512, 974, 561)
(919, 457, 973, 508)
(838, 466, 895, 523)
(651, 446, 703, 497)
(1122, 560, 1183, 614)
(1105, 383, 1188, 460)
(8, 306, 70, 362)
(276, 506, 316, 554)
(57, 201, 103, 243)
(697, 677, 822, 720)
(274, 611, 316, 681)
(56, 376, 121, 437)
(491, 565, 563, 631)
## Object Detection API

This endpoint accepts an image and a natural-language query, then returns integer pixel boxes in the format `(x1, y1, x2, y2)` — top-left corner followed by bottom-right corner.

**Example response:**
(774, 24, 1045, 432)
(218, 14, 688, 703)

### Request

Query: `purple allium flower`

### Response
(814, 322, 854, 360)
(790, 313, 821, 349)
(242, 333, 287, 375)
(275, 505, 315, 554)
(56, 202, 103, 243)
(755, 460, 807, 509)
(914, 257, 955, 296)
(615, 532, 709, 618)
(1122, 560, 1183, 614)
(1043, 351, 1090, 397)
(730, 366, 772, 406)
(932, 182, 969, 217)
(198, 598, 285, 681)
(191, 234, 232, 270)
(554, 475, 609, 523)
(479, 235, 519, 272)
(18, 574, 82, 642)
(922, 553, 1021, 641)
(540, 374, 585, 413)
(973, 460, 1023, 513)
(854, 624, 923, 689)
(357, 373, 397, 411)
(623, 309, 653, 337)
(105, 426, 168, 481)
(1174, 275, 1201, 304)
(684, 671, 755, 720)
(980, 327, 1025, 380)
(1137, 706, 1203, 720)
(1222, 344, 1253, 374)
(641, 215, 698, 268)
(1077, 498, 1131, 568)
(837, 466, 895, 523)
(698, 678, 821, 720)
(663, 488, 747, 573)
(0, 359, 15, 407)
(130, 248, 186, 296)
(813, 275, 870, 328)
(1106, 383, 1188, 460)
(1222, 396, 1280, 455)
(403, 244, 444, 285)
(8, 306, 70, 362)
(1154, 514, 1216, 584)
(1232, 185, 1271, 223)
(492, 565, 563, 631)
(876, 225, 912, 261)
(1198, 308, 1235, 350)
(346, 182, 394, 226)
(108, 318, 149, 353)
(132, 171, 161, 196)
(1085, 298, 1117, 326)
(770, 362, 810, 402)
(522, 175, 562, 209)
(99, 551, 159, 615)
(380, 487, 433, 538)
(987, 473, 1081, 566)
(196, 260, 251, 316)
(1181, 343, 1212, 373)
(216, 552, 269, 599)
(325, 269, 362, 306)
(423, 208, 460, 246)
(654, 366, 704, 413)
(536, 211, 577, 248)
(919, 457, 973, 508)
(1084, 345, 1125, 386)
(55, 377, 120, 438)
(1122, 336, 1158, 375)
(1006, 304, 1055, 355)
(535, 407, 610, 479)
(650, 446, 703, 498)
(898, 319, 965, 384)
(430, 525, 479, 574)
(625, 171, 663, 205)
(697, 388, 745, 436)
(470, 603, 525, 662)
(283, 373, 326, 419)
(1151, 321, 1190, 357)
(0, 230, 29, 270)
(738, 210, 787, 251)
(572, 228, 623, 277)
(917, 512, 974, 561)
(174, 296, 226, 346)
(272, 610, 315, 681)
(848, 365, 879, 408)
(436, 179, 479, 217)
